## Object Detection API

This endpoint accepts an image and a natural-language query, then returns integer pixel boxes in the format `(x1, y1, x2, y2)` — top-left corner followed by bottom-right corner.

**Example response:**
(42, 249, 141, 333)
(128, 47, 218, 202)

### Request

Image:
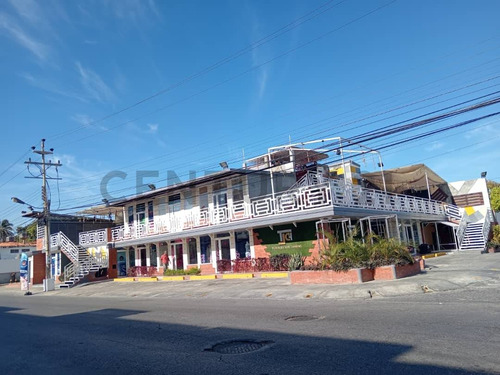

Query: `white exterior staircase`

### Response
(459, 223, 486, 251)
(456, 209, 494, 251)
(50, 232, 103, 288)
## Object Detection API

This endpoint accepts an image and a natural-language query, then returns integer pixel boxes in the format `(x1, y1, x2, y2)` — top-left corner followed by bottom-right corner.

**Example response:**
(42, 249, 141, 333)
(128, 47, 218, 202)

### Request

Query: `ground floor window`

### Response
(128, 247, 135, 267)
(200, 235, 211, 263)
(188, 238, 197, 264)
(235, 231, 250, 258)
(150, 244, 157, 267)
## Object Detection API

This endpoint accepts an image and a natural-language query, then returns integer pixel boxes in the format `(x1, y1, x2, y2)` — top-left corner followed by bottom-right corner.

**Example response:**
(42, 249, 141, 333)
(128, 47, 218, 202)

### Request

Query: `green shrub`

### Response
(164, 267, 201, 276)
(492, 225, 500, 243)
(288, 253, 306, 271)
(319, 230, 413, 270)
(367, 235, 414, 267)
(269, 253, 291, 271)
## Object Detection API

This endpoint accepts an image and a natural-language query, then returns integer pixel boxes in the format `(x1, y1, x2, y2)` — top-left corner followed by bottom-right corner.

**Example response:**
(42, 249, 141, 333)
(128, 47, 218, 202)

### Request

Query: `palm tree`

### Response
(0, 219, 14, 242)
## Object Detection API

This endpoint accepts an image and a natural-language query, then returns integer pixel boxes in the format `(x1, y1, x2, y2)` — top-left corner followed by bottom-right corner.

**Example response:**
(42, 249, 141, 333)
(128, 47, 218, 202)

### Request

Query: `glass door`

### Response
(213, 189, 228, 224)
(216, 238, 231, 260)
(171, 243, 184, 270)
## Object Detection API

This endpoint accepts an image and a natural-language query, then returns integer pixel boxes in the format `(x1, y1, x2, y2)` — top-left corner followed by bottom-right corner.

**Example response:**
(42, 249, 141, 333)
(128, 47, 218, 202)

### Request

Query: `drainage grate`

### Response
(284, 315, 320, 322)
(205, 340, 274, 355)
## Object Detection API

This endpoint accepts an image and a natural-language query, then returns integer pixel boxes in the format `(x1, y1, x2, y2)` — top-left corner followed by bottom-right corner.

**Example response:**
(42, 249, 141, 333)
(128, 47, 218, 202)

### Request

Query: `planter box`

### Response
(290, 269, 365, 285)
(373, 262, 422, 281)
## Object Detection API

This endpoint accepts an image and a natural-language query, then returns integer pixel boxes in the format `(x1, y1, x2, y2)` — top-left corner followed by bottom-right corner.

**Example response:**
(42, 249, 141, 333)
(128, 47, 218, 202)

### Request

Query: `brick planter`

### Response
(373, 261, 422, 281)
(290, 268, 368, 284)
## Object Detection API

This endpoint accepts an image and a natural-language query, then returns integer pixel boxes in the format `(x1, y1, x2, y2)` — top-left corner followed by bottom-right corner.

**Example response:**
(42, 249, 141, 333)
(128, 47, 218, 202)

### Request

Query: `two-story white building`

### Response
(35, 138, 493, 286)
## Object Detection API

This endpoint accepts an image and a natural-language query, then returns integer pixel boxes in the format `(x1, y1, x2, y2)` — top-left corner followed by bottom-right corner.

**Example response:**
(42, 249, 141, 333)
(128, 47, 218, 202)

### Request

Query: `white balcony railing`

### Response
(79, 228, 108, 246)
(330, 180, 446, 216)
(110, 183, 333, 242)
(102, 180, 450, 244)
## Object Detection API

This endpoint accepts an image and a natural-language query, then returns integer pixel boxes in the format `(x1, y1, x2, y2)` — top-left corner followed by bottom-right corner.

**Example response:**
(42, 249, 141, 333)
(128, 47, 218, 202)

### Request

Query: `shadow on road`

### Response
(0, 305, 491, 375)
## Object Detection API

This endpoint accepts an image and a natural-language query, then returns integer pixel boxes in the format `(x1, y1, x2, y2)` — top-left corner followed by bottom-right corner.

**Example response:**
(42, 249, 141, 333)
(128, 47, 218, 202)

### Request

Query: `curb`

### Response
(421, 252, 447, 259)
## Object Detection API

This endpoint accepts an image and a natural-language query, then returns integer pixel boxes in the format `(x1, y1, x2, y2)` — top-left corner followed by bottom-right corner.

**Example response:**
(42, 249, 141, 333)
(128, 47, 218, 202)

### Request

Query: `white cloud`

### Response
(147, 123, 159, 133)
(0, 12, 49, 61)
(75, 62, 116, 103)
(105, 0, 162, 24)
(71, 114, 109, 132)
(426, 141, 444, 151)
(20, 72, 88, 102)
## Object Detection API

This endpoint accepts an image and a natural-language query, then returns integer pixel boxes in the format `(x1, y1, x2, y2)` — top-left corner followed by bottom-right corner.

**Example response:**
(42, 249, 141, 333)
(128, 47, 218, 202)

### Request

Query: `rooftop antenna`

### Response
(289, 135, 292, 145)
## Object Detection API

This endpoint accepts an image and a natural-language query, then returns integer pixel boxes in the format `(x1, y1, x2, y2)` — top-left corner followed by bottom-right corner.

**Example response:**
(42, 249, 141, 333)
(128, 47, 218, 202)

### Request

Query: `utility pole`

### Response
(25, 139, 62, 291)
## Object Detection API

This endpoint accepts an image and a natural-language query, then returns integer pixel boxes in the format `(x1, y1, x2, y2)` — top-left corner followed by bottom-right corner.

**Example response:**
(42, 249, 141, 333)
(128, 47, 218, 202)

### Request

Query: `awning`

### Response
(439, 221, 459, 228)
(362, 164, 447, 194)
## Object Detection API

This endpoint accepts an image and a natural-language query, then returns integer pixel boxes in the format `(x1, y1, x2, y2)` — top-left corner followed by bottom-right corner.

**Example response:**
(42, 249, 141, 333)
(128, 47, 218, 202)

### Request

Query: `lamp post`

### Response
(16, 139, 62, 291)
(340, 148, 387, 192)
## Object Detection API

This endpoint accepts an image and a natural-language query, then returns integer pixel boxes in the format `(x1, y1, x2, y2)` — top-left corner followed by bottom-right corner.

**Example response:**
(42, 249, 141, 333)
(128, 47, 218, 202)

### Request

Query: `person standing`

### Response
(160, 251, 168, 273)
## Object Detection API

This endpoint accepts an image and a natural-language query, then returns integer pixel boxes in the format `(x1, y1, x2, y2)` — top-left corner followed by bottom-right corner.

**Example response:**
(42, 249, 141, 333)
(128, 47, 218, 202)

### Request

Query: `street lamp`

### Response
(12, 196, 52, 291)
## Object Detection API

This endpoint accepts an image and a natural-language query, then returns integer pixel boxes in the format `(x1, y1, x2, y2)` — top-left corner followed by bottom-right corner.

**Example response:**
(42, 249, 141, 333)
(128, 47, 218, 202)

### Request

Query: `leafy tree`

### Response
(490, 186, 500, 212)
(0, 219, 14, 242)
(25, 222, 37, 241)
(14, 222, 37, 242)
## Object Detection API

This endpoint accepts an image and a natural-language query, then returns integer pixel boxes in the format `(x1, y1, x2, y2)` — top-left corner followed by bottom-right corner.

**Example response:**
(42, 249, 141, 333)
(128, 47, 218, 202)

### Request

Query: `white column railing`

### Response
(329, 180, 446, 215)
(482, 209, 494, 246)
(456, 214, 469, 250)
(79, 228, 108, 246)
(37, 225, 45, 240)
(103, 180, 450, 243)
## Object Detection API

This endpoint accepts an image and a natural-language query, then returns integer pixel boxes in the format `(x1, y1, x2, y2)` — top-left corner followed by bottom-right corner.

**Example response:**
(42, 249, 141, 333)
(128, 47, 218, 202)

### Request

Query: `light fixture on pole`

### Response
(481, 171, 487, 178)
(23, 139, 62, 292)
(219, 161, 229, 170)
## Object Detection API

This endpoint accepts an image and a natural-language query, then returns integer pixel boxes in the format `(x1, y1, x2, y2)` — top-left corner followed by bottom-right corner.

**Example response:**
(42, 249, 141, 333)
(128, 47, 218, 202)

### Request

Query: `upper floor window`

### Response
(10, 249, 19, 254)
(232, 179, 244, 202)
(147, 201, 154, 221)
(136, 203, 146, 224)
(184, 189, 196, 210)
(199, 187, 208, 210)
(168, 194, 181, 213)
(128, 206, 134, 224)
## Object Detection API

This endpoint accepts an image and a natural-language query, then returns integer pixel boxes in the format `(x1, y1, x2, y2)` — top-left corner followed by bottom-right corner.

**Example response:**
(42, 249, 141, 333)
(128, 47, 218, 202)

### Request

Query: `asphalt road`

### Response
(1, 286, 499, 374)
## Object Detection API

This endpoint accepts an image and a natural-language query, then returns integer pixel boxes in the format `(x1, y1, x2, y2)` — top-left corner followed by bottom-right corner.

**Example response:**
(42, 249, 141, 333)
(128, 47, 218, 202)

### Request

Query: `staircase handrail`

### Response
(286, 171, 326, 192)
(456, 214, 469, 250)
(57, 232, 79, 263)
(445, 204, 463, 222)
(482, 209, 493, 247)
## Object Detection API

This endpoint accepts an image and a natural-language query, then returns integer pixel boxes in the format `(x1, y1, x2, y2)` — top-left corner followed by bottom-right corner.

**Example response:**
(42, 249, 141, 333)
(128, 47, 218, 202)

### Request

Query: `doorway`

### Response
(117, 250, 127, 276)
(171, 243, 184, 270)
(139, 247, 147, 267)
(216, 238, 231, 260)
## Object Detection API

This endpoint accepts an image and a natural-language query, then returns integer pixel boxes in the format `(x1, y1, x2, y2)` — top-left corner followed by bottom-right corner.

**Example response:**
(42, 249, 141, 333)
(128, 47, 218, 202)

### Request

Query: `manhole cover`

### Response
(285, 315, 320, 321)
(205, 340, 274, 355)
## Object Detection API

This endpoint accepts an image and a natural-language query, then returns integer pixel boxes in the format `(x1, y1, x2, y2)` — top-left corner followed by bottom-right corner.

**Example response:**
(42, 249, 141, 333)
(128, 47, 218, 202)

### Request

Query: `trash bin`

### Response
(418, 244, 432, 254)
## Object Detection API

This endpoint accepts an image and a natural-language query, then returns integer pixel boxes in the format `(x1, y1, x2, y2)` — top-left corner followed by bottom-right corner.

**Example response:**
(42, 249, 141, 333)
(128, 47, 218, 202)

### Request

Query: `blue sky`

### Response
(1, 0, 499, 229)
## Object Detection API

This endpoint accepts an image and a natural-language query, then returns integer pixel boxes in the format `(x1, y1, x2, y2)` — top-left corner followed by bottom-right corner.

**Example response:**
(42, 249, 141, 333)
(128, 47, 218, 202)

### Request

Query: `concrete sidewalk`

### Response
(2, 252, 499, 300)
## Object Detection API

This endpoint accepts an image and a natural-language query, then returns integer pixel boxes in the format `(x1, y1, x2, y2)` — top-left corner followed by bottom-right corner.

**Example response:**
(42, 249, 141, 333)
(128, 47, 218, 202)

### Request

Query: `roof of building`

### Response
(361, 164, 447, 194)
(0, 241, 36, 248)
(81, 168, 264, 215)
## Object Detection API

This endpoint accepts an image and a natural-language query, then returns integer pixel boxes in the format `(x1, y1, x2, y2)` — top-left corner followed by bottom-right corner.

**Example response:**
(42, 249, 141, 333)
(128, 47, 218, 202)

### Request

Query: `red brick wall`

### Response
(290, 269, 360, 284)
(394, 262, 422, 279)
(32, 253, 46, 284)
(200, 264, 215, 275)
(373, 265, 396, 280)
(108, 248, 117, 279)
